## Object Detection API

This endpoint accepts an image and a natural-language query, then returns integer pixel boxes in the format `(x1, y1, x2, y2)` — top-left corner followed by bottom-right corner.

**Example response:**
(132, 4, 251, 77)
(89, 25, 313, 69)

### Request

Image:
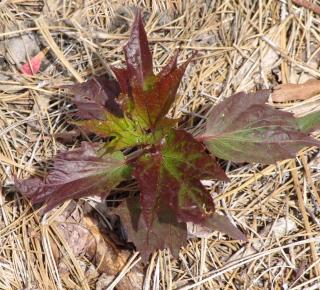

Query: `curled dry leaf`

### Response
(272, 79, 320, 102)
(51, 207, 143, 289)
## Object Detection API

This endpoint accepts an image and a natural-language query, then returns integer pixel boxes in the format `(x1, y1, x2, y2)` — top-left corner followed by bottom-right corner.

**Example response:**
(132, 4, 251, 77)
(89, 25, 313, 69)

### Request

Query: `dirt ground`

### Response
(0, 0, 320, 289)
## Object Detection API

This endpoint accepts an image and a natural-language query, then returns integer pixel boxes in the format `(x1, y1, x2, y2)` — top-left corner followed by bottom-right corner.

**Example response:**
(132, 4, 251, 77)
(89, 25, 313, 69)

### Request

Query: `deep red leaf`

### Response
(200, 90, 320, 164)
(124, 10, 153, 89)
(114, 196, 187, 262)
(112, 11, 195, 129)
(15, 143, 131, 211)
(158, 50, 179, 77)
(133, 129, 228, 227)
(130, 52, 195, 128)
(68, 75, 122, 119)
(110, 66, 131, 96)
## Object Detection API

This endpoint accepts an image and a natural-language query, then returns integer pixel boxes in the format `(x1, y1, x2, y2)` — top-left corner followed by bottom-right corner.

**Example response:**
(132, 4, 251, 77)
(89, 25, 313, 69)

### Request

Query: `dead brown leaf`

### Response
(51, 206, 143, 289)
(272, 79, 320, 102)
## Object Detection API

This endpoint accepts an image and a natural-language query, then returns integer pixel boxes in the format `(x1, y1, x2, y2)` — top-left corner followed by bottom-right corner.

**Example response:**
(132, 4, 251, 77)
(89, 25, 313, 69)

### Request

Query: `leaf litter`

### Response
(1, 1, 320, 289)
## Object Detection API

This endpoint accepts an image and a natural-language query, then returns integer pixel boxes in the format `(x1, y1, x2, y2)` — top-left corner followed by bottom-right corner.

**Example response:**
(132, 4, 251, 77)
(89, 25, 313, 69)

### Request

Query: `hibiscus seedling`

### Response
(16, 10, 320, 262)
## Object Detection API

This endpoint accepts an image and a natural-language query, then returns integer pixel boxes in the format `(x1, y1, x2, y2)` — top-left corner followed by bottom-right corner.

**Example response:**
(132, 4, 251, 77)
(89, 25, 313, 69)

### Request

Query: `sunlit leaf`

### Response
(124, 10, 153, 89)
(296, 111, 320, 133)
(116, 12, 195, 129)
(201, 90, 320, 164)
(75, 113, 167, 151)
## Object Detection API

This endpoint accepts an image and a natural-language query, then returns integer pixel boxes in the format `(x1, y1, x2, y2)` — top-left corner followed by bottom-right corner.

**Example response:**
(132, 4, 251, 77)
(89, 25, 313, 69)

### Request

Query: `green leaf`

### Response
(15, 143, 132, 211)
(75, 114, 148, 150)
(76, 114, 169, 151)
(133, 129, 228, 227)
(296, 111, 320, 133)
(201, 90, 320, 164)
(114, 196, 187, 262)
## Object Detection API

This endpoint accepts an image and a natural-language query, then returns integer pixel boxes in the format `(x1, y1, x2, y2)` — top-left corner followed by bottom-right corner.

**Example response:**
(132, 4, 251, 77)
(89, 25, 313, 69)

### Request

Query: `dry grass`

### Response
(0, 0, 320, 289)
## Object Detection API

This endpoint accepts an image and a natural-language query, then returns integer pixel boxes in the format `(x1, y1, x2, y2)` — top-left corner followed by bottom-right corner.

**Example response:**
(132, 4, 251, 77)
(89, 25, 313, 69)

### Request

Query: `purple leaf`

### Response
(68, 75, 122, 119)
(15, 143, 131, 211)
(204, 213, 247, 241)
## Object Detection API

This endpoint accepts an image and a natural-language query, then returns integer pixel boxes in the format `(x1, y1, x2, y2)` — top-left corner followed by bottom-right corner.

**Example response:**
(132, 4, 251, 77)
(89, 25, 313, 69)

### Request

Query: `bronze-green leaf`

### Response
(133, 129, 228, 227)
(124, 10, 154, 89)
(201, 90, 320, 164)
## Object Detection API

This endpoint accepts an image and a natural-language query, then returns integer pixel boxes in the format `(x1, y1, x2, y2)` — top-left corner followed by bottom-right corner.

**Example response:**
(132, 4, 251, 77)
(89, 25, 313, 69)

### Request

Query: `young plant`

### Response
(16, 11, 320, 262)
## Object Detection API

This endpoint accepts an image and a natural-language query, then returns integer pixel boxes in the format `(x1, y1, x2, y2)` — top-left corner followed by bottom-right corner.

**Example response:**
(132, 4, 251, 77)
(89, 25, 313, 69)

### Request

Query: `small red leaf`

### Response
(111, 11, 196, 129)
(130, 52, 196, 128)
(15, 143, 131, 211)
(21, 48, 47, 75)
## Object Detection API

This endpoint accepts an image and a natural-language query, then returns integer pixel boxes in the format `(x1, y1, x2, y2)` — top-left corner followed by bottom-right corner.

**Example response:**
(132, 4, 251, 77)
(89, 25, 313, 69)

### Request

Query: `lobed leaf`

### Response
(112, 11, 194, 129)
(130, 51, 195, 128)
(200, 90, 320, 164)
(133, 129, 228, 227)
(114, 196, 187, 262)
(15, 143, 131, 211)
(75, 114, 148, 150)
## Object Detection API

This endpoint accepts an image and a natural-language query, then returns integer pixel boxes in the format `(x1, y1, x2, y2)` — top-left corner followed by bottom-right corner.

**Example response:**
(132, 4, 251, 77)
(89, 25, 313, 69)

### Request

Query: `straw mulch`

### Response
(0, 0, 320, 289)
